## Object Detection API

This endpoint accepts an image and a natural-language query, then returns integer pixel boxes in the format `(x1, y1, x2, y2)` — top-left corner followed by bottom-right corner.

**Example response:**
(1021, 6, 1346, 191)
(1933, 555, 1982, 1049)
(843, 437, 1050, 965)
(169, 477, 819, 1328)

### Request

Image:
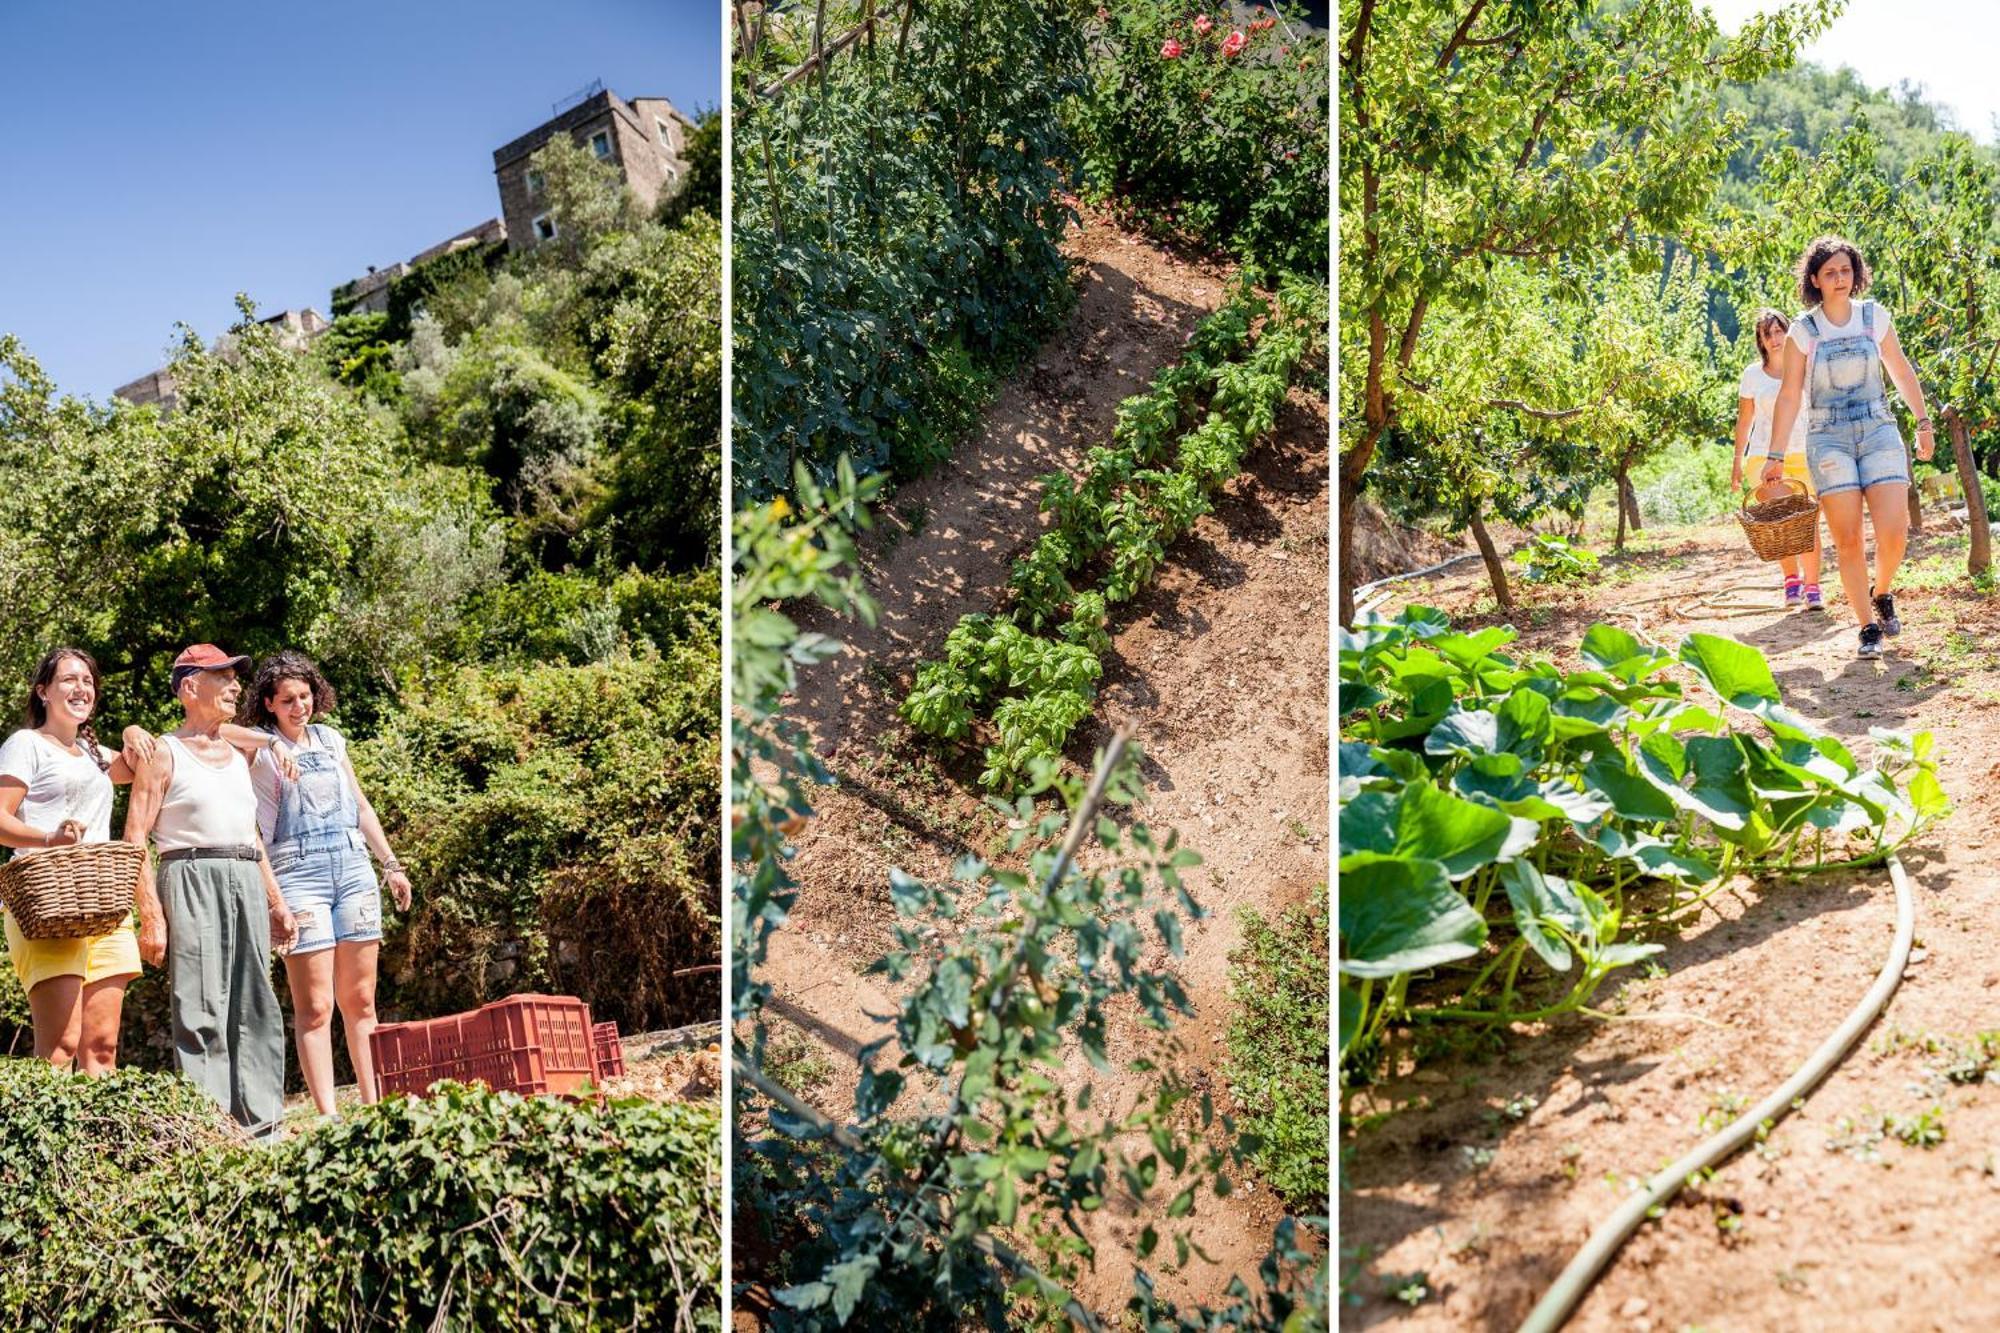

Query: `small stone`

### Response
(1765, 1207, 1782, 1221)
(1619, 1297, 1649, 1318)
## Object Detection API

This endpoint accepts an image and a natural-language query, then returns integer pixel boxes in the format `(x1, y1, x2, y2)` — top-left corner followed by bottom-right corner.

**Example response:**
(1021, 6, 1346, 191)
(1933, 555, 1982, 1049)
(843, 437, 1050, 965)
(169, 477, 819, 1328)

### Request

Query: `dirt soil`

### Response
(1342, 515, 2000, 1332)
(757, 209, 1329, 1318)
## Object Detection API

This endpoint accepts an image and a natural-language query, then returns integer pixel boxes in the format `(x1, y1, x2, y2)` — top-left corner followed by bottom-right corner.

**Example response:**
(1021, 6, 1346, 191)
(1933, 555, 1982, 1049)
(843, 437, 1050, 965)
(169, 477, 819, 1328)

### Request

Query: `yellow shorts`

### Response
(2, 909, 140, 994)
(1783, 450, 1813, 495)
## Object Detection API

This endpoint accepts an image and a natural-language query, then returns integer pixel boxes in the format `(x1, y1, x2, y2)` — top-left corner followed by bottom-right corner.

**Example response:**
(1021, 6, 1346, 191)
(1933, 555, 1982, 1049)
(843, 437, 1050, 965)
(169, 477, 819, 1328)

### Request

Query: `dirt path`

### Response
(759, 212, 1328, 1317)
(1342, 516, 2000, 1331)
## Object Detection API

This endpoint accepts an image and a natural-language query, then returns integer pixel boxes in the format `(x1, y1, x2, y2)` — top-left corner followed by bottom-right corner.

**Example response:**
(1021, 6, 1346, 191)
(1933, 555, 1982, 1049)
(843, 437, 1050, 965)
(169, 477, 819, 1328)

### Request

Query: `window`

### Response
(532, 213, 557, 243)
(588, 129, 612, 160)
(664, 163, 680, 185)
(526, 168, 545, 199)
(656, 117, 676, 151)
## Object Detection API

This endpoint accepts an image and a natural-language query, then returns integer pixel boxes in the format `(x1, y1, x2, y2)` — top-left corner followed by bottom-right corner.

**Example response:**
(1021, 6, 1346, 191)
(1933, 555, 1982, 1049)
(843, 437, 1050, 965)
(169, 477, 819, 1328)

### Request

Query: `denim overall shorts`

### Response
(267, 725, 381, 954)
(1802, 300, 1909, 497)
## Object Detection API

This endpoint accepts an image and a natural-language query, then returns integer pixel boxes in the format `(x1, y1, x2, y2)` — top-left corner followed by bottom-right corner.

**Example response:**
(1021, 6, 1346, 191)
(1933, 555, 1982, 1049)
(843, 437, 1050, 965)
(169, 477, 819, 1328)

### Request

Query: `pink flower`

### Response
(1222, 29, 1246, 57)
(1161, 38, 1183, 58)
(1194, 14, 1213, 33)
(1096, 4, 1108, 16)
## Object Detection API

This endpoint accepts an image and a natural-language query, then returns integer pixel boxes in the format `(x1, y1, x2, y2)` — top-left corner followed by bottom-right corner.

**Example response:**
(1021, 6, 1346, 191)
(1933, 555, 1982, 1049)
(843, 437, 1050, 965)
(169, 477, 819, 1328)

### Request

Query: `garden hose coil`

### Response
(1518, 852, 1915, 1332)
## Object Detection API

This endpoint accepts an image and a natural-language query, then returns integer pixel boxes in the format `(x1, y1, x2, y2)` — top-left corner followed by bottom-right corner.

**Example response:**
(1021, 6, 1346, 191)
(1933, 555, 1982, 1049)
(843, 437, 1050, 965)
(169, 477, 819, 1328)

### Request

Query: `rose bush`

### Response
(1074, 2, 1327, 275)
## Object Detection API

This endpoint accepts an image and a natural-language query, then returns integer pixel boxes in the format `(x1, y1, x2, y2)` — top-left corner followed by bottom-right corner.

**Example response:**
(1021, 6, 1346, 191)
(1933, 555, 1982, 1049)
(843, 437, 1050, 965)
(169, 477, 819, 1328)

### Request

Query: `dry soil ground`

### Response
(1342, 514, 2000, 1332)
(749, 209, 1329, 1320)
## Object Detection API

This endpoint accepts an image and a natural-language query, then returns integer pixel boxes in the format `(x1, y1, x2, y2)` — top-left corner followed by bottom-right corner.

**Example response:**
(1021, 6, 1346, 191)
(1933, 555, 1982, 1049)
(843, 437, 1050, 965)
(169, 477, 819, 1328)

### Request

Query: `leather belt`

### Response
(159, 845, 262, 863)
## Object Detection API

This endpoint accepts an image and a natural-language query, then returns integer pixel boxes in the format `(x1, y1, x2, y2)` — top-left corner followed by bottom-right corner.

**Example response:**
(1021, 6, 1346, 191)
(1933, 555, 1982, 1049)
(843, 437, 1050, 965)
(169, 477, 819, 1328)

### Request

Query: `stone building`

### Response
(113, 308, 332, 414)
(334, 217, 507, 317)
(492, 88, 694, 250)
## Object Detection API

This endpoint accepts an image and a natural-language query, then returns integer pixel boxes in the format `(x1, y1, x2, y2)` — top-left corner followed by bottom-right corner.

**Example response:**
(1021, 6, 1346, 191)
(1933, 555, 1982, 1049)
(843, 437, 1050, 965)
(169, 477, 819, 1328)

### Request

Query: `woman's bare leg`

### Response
(1865, 482, 1910, 594)
(27, 974, 83, 1067)
(284, 949, 340, 1115)
(76, 974, 134, 1075)
(333, 941, 382, 1104)
(1819, 490, 1872, 626)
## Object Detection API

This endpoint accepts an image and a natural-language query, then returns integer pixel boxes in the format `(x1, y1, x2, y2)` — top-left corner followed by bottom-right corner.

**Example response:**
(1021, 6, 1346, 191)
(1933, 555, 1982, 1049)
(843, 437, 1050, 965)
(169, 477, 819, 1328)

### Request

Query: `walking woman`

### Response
(1763, 235, 1937, 659)
(0, 649, 156, 1071)
(236, 651, 410, 1114)
(1733, 308, 1824, 609)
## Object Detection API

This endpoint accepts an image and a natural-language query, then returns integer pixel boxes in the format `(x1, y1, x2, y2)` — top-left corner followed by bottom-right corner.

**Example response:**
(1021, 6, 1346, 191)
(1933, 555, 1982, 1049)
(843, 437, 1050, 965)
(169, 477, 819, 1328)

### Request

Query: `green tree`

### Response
(658, 107, 721, 226)
(1337, 0, 1836, 623)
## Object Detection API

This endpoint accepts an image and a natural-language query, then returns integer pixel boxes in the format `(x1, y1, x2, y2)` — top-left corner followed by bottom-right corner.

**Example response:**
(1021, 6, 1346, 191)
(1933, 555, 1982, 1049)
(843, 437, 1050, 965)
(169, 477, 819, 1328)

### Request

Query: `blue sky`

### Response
(1705, 0, 2000, 143)
(0, 0, 720, 399)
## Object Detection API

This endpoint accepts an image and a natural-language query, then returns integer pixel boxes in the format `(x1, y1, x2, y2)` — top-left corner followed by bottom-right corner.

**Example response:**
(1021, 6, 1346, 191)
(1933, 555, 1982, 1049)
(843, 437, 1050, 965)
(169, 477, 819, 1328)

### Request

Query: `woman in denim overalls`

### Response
(234, 652, 412, 1115)
(1763, 236, 1937, 660)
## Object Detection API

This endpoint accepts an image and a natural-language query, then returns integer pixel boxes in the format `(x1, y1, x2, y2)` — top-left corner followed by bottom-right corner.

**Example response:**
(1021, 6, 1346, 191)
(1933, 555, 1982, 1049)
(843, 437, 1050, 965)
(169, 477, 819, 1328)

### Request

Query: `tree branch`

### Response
(1435, 0, 1491, 71)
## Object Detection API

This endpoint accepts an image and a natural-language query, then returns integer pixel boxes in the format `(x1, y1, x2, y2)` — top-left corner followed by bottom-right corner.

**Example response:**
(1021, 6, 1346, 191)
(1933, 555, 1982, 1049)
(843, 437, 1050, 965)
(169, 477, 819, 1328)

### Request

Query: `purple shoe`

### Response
(1783, 577, 1803, 609)
(1804, 583, 1824, 612)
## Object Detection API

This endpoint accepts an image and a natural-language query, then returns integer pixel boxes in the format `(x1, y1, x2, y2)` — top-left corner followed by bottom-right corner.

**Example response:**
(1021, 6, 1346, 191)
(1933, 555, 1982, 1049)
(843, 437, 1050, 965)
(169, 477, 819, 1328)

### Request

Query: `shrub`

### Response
(1074, 3, 1330, 275)
(1226, 891, 1330, 1215)
(2, 1069, 720, 1331)
(356, 650, 721, 1035)
(731, 0, 1084, 498)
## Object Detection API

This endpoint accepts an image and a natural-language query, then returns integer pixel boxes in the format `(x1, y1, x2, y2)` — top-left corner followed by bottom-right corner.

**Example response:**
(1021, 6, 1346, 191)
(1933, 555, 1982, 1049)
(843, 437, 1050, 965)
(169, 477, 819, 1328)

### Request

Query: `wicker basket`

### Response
(0, 841, 143, 940)
(1737, 478, 1819, 561)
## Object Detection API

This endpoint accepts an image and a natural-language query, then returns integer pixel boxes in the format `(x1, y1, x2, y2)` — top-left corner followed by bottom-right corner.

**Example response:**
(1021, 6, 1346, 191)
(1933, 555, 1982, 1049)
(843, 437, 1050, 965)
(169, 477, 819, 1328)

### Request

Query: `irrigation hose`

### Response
(1517, 852, 1916, 1333)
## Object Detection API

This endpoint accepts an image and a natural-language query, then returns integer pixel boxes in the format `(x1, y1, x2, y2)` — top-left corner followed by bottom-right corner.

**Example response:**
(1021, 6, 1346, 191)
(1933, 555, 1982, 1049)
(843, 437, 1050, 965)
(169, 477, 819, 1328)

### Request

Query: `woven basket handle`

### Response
(1746, 477, 1807, 510)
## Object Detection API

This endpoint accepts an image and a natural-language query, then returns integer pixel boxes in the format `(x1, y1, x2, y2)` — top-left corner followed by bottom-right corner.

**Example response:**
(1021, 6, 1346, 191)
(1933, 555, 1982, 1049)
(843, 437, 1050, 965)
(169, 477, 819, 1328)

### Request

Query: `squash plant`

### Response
(1338, 608, 1949, 1084)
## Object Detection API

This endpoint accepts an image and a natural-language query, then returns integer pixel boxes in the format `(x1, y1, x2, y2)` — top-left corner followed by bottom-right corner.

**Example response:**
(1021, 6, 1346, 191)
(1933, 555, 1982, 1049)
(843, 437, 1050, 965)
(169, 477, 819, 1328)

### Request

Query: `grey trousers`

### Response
(161, 857, 286, 1137)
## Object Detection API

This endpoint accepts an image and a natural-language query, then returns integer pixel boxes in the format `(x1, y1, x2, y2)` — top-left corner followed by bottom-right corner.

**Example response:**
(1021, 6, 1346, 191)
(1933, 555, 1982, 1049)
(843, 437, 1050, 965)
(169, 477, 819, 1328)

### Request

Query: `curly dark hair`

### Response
(237, 650, 337, 730)
(25, 647, 109, 771)
(1795, 235, 1871, 309)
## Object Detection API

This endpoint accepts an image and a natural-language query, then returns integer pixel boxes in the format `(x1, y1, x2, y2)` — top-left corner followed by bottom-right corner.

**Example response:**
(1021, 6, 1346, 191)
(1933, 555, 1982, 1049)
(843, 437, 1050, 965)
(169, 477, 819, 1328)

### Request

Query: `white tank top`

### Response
(155, 735, 259, 852)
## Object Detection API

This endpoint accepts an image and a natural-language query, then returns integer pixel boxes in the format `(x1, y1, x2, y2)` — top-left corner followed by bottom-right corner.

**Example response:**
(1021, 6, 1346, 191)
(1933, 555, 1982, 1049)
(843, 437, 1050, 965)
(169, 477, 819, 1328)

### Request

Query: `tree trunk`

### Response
(1339, 449, 1367, 628)
(1614, 465, 1630, 553)
(1467, 502, 1513, 611)
(1949, 408, 1992, 576)
(1619, 469, 1644, 534)
(1906, 437, 1924, 534)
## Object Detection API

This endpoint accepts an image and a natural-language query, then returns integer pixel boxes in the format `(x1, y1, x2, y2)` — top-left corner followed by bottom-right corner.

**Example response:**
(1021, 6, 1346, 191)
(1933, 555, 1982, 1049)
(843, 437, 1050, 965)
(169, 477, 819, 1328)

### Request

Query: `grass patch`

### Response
(762, 1020, 834, 1099)
(1226, 886, 1330, 1215)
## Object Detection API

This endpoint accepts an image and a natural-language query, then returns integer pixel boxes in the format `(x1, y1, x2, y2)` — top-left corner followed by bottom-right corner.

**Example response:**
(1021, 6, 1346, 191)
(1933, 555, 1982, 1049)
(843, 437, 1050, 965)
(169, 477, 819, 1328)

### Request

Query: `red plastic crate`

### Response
(465, 994, 597, 1095)
(593, 1021, 625, 1079)
(372, 1012, 486, 1097)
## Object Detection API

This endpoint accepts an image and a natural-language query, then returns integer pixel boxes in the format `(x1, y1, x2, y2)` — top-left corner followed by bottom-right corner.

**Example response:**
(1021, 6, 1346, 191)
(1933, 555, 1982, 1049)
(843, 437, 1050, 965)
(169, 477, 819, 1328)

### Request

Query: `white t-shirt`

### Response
(1738, 361, 1805, 456)
(1786, 301, 1892, 360)
(0, 728, 114, 857)
(247, 724, 351, 846)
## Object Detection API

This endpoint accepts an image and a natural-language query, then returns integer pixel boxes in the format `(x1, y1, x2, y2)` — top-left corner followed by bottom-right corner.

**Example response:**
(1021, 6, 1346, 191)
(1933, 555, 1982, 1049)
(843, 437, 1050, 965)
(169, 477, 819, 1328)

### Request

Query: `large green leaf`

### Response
(1500, 861, 1584, 971)
(1580, 624, 1669, 682)
(1392, 779, 1539, 879)
(1678, 633, 1781, 710)
(1581, 753, 1677, 822)
(1594, 826, 1718, 884)
(1431, 626, 1517, 672)
(1337, 853, 1486, 979)
(1338, 792, 1396, 856)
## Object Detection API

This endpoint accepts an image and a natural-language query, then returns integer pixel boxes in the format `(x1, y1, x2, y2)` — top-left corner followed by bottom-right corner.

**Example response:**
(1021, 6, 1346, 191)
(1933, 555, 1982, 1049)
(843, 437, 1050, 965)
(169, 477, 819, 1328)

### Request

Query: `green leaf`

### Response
(1580, 753, 1677, 822)
(1337, 853, 1485, 979)
(1580, 624, 1668, 681)
(1500, 861, 1582, 971)
(1678, 633, 1780, 711)
(1391, 779, 1538, 879)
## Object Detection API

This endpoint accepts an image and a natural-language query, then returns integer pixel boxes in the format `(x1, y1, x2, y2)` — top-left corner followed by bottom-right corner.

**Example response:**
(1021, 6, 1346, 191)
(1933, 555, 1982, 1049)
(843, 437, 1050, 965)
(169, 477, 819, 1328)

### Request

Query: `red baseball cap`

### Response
(170, 643, 251, 692)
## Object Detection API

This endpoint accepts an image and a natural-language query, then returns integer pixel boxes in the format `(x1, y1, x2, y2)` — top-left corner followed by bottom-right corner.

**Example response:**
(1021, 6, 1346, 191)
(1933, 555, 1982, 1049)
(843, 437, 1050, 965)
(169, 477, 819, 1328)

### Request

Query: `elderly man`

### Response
(127, 644, 298, 1136)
